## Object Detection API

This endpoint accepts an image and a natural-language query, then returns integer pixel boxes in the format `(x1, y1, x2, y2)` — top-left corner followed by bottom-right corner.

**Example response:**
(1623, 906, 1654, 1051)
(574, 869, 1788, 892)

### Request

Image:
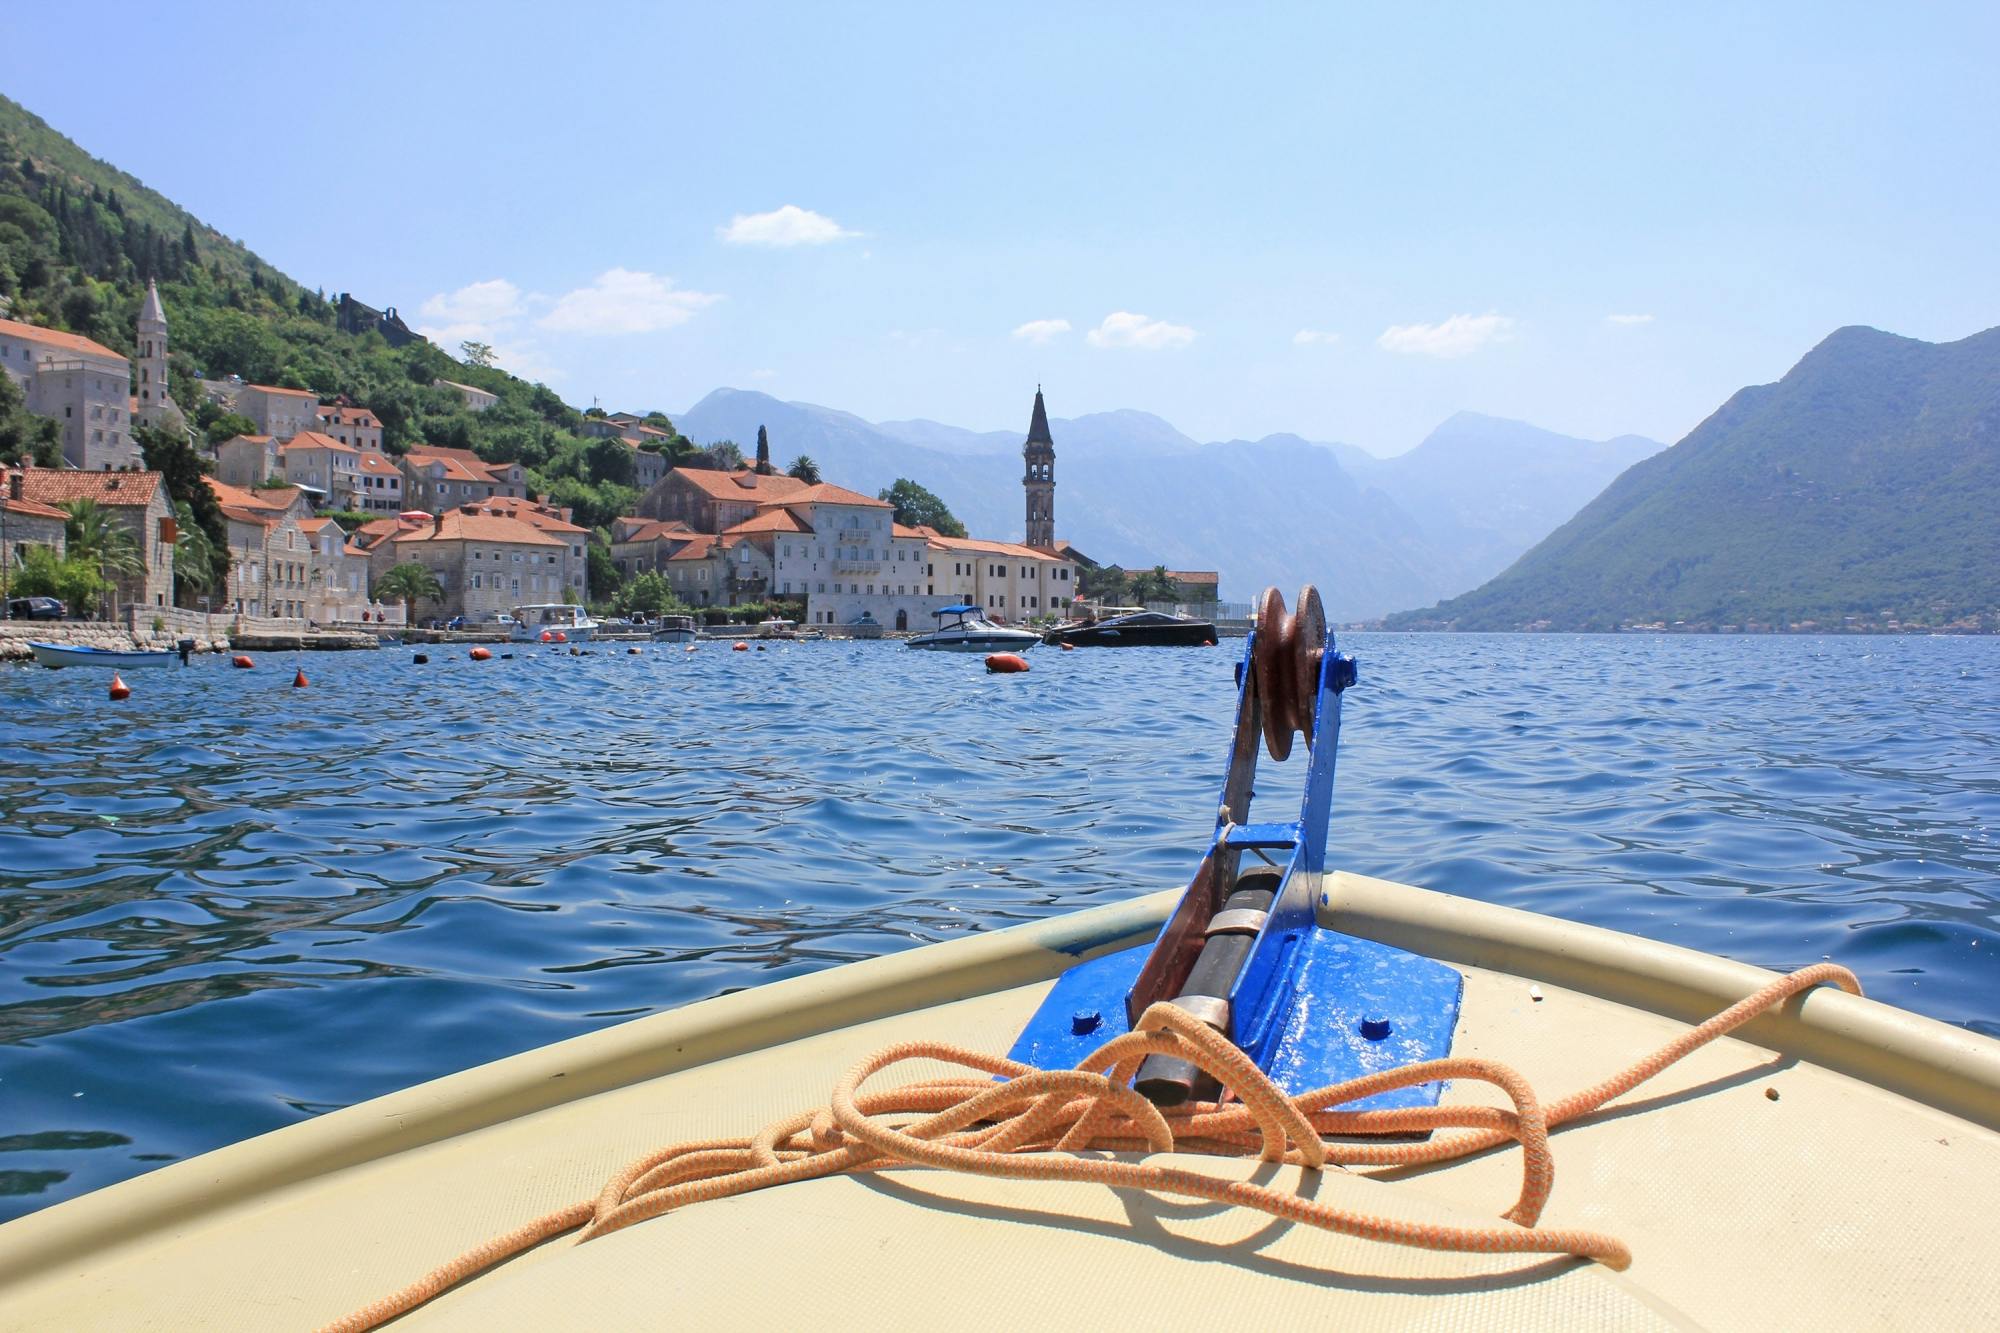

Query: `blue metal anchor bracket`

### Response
(1009, 602, 1463, 1111)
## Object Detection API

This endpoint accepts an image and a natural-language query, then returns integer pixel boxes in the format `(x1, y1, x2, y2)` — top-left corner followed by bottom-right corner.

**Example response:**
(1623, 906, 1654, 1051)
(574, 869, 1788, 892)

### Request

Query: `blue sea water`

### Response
(1, 632, 1995, 1220)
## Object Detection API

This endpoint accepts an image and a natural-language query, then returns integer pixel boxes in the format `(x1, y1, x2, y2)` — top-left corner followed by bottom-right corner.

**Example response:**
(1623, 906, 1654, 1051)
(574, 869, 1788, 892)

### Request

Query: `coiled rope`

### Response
(322, 962, 1860, 1332)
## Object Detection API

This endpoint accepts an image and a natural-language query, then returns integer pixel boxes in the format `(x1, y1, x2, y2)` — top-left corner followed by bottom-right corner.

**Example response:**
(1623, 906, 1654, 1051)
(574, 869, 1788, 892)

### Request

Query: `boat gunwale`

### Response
(1, 873, 1995, 1288)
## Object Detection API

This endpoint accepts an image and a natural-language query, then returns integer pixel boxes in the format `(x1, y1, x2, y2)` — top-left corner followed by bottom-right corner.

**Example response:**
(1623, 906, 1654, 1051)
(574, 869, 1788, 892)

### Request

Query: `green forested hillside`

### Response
(1386, 325, 2000, 632)
(0, 93, 688, 538)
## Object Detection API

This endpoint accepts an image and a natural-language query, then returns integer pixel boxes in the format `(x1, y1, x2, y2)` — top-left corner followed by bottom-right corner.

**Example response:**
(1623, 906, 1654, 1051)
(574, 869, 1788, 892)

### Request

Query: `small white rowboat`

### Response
(27, 641, 176, 669)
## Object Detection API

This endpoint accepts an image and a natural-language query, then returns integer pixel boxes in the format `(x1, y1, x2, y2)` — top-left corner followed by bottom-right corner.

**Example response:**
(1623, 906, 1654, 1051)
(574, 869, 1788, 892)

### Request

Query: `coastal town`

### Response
(1, 280, 1223, 656)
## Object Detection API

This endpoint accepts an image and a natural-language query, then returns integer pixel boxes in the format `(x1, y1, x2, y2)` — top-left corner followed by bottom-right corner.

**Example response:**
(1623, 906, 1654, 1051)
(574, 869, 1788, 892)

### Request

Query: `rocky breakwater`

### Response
(0, 621, 231, 662)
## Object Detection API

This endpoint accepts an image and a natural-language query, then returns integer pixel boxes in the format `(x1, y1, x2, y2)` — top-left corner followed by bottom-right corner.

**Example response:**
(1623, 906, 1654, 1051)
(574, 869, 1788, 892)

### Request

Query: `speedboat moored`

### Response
(905, 603, 1040, 653)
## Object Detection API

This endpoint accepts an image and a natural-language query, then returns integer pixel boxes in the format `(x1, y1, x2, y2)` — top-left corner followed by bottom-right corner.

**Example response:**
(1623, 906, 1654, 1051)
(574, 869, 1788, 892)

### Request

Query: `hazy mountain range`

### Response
(1388, 325, 2000, 631)
(672, 390, 1661, 620)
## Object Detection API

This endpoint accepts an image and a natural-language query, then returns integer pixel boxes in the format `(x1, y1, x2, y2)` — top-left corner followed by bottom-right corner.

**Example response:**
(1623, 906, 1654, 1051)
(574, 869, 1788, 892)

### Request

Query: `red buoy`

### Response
(108, 672, 131, 701)
(986, 653, 1030, 674)
(232, 654, 254, 669)
(292, 668, 309, 688)
(539, 630, 553, 643)
(470, 646, 493, 661)
(554, 631, 568, 644)
(732, 640, 750, 652)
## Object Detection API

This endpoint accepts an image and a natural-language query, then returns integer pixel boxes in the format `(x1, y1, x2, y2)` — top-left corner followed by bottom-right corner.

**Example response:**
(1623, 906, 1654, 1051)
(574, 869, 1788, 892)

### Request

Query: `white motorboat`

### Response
(27, 642, 177, 669)
(511, 604, 598, 643)
(906, 603, 1041, 653)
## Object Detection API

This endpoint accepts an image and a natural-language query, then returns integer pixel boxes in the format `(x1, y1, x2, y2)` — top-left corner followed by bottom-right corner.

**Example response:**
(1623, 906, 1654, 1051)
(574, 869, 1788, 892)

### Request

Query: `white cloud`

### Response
(717, 205, 858, 247)
(1376, 312, 1515, 359)
(414, 278, 528, 348)
(749, 368, 777, 380)
(1606, 313, 1655, 326)
(1012, 318, 1072, 344)
(1086, 311, 1196, 351)
(1293, 328, 1341, 346)
(537, 269, 722, 335)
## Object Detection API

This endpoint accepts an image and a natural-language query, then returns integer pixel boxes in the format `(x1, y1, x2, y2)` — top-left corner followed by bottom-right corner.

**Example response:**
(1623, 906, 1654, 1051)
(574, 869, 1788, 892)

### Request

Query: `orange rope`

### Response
(320, 962, 1860, 1332)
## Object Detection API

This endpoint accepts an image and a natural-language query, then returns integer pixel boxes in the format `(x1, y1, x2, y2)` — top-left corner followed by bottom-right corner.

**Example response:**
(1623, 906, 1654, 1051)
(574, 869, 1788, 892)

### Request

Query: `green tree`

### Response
(170, 499, 218, 601)
(202, 411, 260, 446)
(786, 455, 821, 484)
(584, 434, 635, 487)
(374, 561, 443, 624)
(586, 540, 620, 602)
(878, 478, 967, 538)
(0, 367, 62, 467)
(9, 545, 104, 612)
(1128, 565, 1179, 604)
(614, 570, 683, 617)
(136, 421, 230, 593)
(460, 340, 495, 368)
(58, 498, 143, 616)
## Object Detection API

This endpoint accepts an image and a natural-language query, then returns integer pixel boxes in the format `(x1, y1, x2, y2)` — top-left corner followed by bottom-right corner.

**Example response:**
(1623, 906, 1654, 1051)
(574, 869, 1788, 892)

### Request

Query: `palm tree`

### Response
(1128, 565, 1180, 606)
(374, 561, 444, 626)
(171, 500, 217, 604)
(786, 455, 821, 484)
(59, 498, 143, 618)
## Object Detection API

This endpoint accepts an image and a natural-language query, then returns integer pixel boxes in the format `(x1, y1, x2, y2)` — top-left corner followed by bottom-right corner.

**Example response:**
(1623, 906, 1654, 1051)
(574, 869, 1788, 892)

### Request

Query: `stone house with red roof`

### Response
(400, 446, 527, 514)
(15, 466, 174, 611)
(1, 466, 69, 595)
(368, 505, 581, 623)
(0, 318, 139, 471)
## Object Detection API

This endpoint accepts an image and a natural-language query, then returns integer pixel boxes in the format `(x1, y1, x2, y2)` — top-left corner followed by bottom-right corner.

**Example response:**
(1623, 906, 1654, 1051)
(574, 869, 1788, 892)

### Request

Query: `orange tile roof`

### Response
(890, 523, 929, 540)
(216, 433, 275, 447)
(242, 383, 317, 399)
(1165, 569, 1219, 586)
(0, 316, 126, 362)
(926, 533, 1064, 562)
(668, 466, 809, 502)
(206, 478, 301, 511)
(405, 445, 516, 484)
(279, 430, 360, 456)
(613, 518, 697, 543)
(357, 452, 401, 476)
(0, 470, 67, 521)
(723, 509, 812, 535)
(219, 504, 278, 529)
(460, 495, 587, 534)
(350, 518, 403, 548)
(317, 404, 379, 427)
(776, 482, 891, 508)
(15, 469, 162, 508)
(391, 510, 563, 547)
(666, 535, 719, 561)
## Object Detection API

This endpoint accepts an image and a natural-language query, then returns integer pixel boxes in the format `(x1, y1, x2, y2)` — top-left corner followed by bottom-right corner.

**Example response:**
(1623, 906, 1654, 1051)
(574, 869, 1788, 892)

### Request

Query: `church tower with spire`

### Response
(135, 278, 177, 427)
(1023, 386, 1055, 550)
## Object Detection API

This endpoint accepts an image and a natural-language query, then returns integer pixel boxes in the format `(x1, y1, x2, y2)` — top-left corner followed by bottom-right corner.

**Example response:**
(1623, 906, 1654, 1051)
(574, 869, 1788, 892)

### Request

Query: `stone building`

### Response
(401, 446, 527, 513)
(213, 435, 281, 488)
(134, 279, 179, 429)
(1, 465, 69, 593)
(235, 384, 320, 441)
(1023, 386, 1055, 550)
(637, 465, 807, 533)
(277, 431, 362, 509)
(0, 318, 138, 471)
(434, 379, 498, 413)
(355, 450, 403, 512)
(369, 507, 577, 624)
(16, 467, 174, 610)
(315, 401, 383, 452)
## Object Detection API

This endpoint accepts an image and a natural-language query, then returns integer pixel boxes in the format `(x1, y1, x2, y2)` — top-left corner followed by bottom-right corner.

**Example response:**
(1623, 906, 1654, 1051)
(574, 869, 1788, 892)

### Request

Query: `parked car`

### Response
(5, 596, 66, 621)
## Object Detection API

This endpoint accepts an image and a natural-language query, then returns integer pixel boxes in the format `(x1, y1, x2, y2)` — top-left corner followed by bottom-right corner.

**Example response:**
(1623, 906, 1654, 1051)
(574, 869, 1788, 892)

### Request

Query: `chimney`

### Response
(432, 510, 444, 535)
(8, 472, 20, 501)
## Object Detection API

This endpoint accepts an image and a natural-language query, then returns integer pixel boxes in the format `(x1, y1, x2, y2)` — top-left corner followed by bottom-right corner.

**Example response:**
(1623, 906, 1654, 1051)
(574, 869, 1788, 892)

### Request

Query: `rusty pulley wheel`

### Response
(1251, 584, 1328, 761)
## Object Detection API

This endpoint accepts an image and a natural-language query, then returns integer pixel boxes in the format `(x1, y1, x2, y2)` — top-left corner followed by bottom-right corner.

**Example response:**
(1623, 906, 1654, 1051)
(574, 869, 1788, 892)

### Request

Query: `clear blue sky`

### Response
(6, 2, 1996, 453)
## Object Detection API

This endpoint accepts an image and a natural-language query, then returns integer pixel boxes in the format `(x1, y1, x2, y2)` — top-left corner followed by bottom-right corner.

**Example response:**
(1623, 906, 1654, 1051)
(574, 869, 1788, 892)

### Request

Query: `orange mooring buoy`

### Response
(292, 667, 309, 688)
(554, 631, 568, 644)
(732, 641, 749, 652)
(539, 630, 553, 643)
(108, 672, 131, 701)
(232, 654, 254, 669)
(470, 646, 493, 661)
(986, 653, 1030, 674)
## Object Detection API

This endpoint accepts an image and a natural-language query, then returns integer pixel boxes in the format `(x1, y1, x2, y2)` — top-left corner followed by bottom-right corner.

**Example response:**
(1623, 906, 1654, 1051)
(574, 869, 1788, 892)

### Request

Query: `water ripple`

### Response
(1, 633, 1995, 1218)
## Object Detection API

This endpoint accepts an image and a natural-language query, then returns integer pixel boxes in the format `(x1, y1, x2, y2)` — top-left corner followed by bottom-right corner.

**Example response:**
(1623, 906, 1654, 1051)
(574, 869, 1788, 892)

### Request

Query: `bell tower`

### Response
(136, 278, 177, 426)
(1023, 386, 1055, 550)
